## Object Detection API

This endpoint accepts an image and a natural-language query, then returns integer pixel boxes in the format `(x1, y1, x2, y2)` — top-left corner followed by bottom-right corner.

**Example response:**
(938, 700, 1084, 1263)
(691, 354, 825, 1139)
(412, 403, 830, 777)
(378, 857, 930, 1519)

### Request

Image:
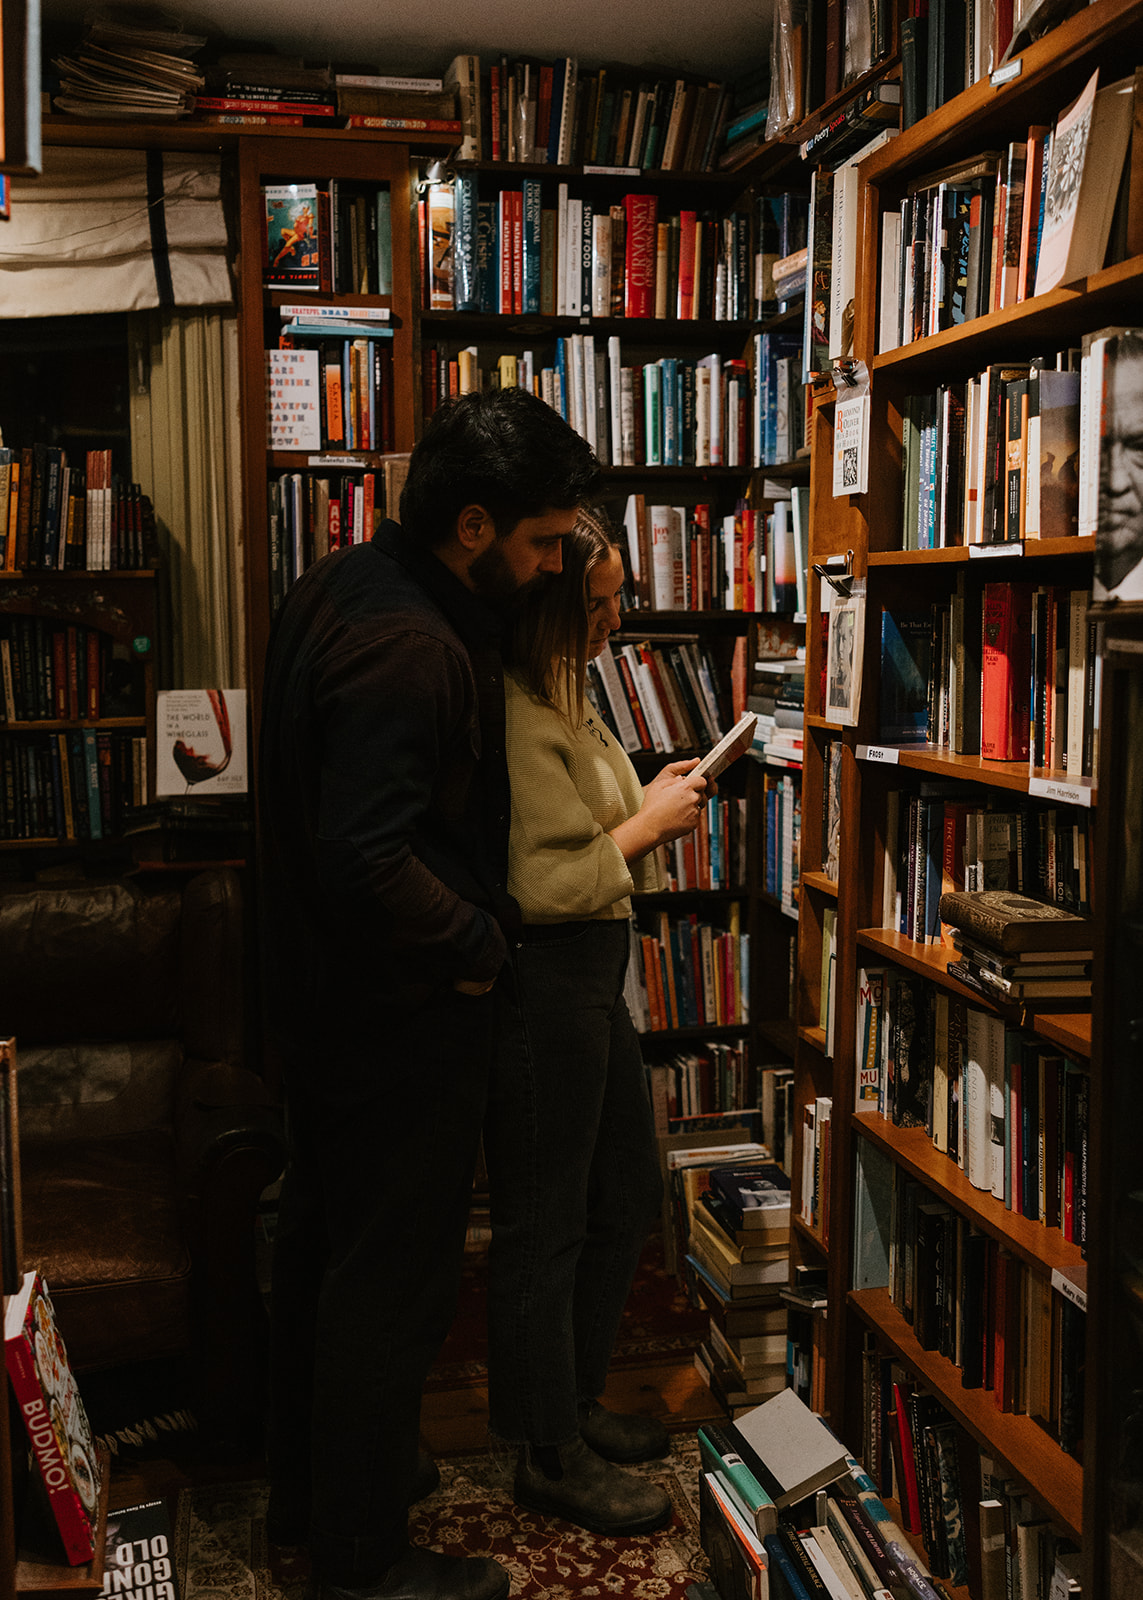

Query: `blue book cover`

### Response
(453, 172, 480, 311)
(475, 200, 498, 314)
(879, 610, 932, 743)
(83, 727, 102, 841)
(660, 358, 679, 465)
(921, 796, 943, 941)
(521, 178, 543, 315)
(763, 1533, 813, 1600)
(759, 331, 802, 465)
(554, 339, 570, 422)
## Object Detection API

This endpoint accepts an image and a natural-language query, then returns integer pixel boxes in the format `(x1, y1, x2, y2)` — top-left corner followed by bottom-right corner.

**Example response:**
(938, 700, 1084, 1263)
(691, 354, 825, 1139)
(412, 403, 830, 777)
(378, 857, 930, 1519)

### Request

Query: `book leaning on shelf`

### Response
(5, 1271, 103, 1564)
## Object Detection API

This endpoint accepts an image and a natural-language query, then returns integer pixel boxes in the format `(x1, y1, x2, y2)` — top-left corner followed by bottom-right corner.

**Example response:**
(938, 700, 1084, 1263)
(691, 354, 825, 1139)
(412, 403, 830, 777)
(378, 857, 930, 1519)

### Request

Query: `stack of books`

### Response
(679, 1150, 792, 1414)
(939, 888, 1094, 1007)
(51, 14, 206, 119)
(191, 54, 336, 124)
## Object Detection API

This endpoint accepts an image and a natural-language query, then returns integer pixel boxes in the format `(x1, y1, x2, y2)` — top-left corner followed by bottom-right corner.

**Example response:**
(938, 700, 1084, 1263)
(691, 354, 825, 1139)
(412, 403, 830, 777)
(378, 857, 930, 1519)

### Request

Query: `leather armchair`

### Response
(0, 868, 285, 1437)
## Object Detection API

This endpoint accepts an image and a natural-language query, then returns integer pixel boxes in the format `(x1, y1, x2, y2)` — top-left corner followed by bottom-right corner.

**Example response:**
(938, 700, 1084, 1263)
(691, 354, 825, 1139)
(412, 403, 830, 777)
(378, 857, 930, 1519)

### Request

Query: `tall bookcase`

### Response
(793, 0, 1143, 1591)
(411, 143, 813, 1135)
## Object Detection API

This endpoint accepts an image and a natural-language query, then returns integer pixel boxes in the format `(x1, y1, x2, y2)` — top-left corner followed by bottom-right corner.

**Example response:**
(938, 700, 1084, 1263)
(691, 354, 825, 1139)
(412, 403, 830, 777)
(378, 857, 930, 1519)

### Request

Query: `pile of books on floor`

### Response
(668, 1141, 791, 1415)
(695, 1387, 954, 1600)
(940, 888, 1094, 1008)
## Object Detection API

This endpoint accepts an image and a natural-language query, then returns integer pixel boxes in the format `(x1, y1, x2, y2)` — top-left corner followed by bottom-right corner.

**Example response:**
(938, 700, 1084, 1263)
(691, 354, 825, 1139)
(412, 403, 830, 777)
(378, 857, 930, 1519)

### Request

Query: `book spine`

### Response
(5, 1321, 95, 1560)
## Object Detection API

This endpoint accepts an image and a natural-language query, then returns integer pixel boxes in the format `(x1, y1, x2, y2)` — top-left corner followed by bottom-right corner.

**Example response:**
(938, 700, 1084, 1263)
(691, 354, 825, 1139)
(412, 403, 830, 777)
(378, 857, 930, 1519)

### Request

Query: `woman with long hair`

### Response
(483, 507, 708, 1535)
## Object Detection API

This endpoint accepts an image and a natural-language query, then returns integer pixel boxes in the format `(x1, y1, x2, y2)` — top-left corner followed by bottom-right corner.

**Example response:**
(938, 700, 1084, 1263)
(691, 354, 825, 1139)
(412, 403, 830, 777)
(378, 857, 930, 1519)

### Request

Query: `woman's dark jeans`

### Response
(484, 919, 663, 1447)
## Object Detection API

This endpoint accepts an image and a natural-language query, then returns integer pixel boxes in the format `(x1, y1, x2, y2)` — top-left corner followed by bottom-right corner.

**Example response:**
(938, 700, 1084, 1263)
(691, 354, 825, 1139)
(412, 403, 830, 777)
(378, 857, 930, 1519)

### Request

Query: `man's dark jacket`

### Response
(258, 520, 515, 1056)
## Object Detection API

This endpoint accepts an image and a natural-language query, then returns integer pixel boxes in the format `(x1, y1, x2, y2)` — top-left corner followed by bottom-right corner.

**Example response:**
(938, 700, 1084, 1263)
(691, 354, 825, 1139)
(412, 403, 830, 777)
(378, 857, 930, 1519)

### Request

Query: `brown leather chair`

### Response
(0, 868, 284, 1438)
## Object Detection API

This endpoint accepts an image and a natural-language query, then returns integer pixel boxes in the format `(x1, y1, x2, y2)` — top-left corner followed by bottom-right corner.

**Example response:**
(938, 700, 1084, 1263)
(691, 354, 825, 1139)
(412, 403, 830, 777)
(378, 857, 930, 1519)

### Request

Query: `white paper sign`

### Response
(833, 391, 871, 496)
(267, 349, 321, 451)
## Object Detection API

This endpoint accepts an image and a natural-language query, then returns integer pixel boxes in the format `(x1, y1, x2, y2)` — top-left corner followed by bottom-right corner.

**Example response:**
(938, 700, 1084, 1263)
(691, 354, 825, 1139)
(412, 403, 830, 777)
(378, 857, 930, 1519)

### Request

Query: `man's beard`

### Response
(468, 540, 552, 611)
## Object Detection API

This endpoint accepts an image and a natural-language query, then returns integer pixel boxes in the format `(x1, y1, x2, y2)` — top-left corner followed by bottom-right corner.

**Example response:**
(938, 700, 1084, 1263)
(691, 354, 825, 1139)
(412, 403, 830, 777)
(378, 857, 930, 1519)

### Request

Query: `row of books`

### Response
(587, 636, 730, 758)
(0, 618, 142, 726)
(881, 70, 1137, 351)
(803, 127, 899, 376)
(654, 793, 747, 893)
(646, 1042, 755, 1131)
(697, 1398, 961, 1600)
(267, 335, 395, 455)
(890, 1172, 1086, 1443)
(262, 181, 392, 294)
(884, 789, 1095, 945)
(621, 490, 810, 618)
(783, 1277, 829, 1416)
(0, 446, 148, 573)
(625, 905, 748, 1034)
(758, 770, 802, 914)
(880, 580, 1100, 779)
(0, 729, 149, 842)
(856, 965, 1090, 1238)
(859, 1349, 1082, 1594)
(799, 1095, 833, 1240)
(428, 176, 759, 323)
(265, 460, 410, 611)
(445, 53, 737, 172)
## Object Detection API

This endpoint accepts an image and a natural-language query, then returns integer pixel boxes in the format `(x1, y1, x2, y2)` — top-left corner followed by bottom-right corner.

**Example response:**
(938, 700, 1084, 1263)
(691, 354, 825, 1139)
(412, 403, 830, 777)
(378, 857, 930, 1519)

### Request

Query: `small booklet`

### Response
(694, 712, 758, 780)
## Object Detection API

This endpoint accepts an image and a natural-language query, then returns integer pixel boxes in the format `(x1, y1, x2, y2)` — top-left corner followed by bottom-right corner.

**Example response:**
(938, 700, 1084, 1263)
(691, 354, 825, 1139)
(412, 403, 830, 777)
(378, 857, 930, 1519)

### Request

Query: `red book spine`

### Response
(615, 653, 652, 749)
(981, 580, 1032, 760)
(86, 629, 100, 721)
(66, 625, 79, 722)
(639, 646, 681, 745)
(489, 64, 502, 162)
(344, 115, 462, 131)
(623, 194, 658, 317)
(512, 189, 524, 315)
(891, 1381, 924, 1533)
(195, 95, 336, 114)
(676, 209, 697, 319)
(537, 65, 554, 152)
(499, 190, 513, 314)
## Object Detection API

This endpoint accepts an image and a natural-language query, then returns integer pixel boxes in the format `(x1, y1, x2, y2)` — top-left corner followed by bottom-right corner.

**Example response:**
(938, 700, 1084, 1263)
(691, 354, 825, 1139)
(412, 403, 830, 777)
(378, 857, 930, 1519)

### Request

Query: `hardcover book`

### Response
(937, 889, 1095, 953)
(263, 183, 320, 287)
(155, 689, 248, 797)
(879, 610, 933, 743)
(730, 1387, 850, 1508)
(5, 1271, 102, 1564)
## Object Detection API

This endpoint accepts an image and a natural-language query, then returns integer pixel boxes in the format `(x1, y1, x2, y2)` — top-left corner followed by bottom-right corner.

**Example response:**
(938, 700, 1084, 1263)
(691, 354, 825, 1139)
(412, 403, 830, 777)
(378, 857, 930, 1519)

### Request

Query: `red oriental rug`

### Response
(178, 1441, 711, 1600)
(426, 1226, 709, 1393)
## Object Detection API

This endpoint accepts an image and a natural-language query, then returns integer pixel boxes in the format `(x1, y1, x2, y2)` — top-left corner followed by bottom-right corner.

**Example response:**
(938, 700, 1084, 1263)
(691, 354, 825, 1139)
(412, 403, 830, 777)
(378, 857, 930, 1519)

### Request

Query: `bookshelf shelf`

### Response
(805, 714, 844, 732)
(0, 719, 146, 732)
(853, 745, 1097, 800)
(757, 1016, 798, 1056)
(637, 1022, 751, 1043)
(0, 570, 158, 583)
(792, 1214, 828, 1254)
(418, 310, 765, 345)
(800, 871, 838, 898)
(44, 116, 457, 152)
(853, 1112, 1085, 1275)
(867, 537, 1097, 566)
(849, 1287, 1083, 1542)
(856, 930, 1093, 1053)
(798, 1024, 829, 1056)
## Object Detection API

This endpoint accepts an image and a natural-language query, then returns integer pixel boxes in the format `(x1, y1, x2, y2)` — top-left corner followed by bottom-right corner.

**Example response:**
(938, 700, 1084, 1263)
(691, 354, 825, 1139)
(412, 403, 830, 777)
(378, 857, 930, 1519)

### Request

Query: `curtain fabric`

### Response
(128, 310, 245, 688)
(1, 146, 232, 316)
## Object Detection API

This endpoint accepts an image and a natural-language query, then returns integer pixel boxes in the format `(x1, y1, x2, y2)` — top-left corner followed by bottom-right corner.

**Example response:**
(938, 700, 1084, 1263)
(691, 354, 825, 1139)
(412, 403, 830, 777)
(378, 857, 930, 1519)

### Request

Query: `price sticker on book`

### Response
(856, 744, 899, 764)
(1027, 775, 1094, 807)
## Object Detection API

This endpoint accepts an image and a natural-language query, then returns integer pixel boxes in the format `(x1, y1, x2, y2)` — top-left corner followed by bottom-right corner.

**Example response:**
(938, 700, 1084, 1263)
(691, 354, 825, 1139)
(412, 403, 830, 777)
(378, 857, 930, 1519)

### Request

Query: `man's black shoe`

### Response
(318, 1547, 510, 1600)
(578, 1400, 670, 1463)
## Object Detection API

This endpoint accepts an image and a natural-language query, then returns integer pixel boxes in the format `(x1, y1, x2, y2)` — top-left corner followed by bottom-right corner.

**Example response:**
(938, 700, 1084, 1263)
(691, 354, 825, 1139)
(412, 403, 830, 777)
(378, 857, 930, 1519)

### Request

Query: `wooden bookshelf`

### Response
(790, 0, 1134, 1588)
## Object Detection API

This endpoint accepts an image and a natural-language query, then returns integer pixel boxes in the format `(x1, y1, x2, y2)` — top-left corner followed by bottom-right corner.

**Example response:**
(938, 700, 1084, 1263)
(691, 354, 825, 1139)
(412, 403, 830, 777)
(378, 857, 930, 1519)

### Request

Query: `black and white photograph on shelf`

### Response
(1094, 328, 1143, 605)
(825, 590, 865, 726)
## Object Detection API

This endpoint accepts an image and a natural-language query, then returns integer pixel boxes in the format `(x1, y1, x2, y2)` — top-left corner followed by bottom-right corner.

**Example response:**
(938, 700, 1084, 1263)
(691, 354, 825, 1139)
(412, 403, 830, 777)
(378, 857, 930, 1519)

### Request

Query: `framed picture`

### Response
(825, 590, 865, 727)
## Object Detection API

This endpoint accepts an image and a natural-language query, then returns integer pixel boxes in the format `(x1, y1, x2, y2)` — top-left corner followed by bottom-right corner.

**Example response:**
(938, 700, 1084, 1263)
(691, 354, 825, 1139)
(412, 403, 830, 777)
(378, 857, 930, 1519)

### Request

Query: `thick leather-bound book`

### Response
(937, 888, 1094, 953)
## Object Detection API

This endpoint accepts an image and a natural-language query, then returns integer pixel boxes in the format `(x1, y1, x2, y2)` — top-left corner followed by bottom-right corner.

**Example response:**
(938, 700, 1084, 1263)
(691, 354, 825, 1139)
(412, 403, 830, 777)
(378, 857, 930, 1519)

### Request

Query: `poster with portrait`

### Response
(825, 590, 865, 726)
(1093, 328, 1143, 606)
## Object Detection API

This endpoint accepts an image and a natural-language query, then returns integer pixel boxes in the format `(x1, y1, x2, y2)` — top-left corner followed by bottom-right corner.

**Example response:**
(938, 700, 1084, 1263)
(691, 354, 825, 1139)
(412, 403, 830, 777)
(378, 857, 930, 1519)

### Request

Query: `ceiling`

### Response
(40, 0, 773, 83)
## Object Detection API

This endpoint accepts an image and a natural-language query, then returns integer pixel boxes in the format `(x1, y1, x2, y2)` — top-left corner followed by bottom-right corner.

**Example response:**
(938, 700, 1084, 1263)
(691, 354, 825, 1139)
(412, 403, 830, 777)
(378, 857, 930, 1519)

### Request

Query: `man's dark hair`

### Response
(400, 388, 601, 547)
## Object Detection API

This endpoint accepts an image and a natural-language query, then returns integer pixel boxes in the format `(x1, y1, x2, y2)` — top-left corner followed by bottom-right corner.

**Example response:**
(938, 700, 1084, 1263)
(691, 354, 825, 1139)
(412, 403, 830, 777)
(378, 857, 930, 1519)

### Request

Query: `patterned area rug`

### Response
(177, 1438, 710, 1599)
(427, 1227, 709, 1391)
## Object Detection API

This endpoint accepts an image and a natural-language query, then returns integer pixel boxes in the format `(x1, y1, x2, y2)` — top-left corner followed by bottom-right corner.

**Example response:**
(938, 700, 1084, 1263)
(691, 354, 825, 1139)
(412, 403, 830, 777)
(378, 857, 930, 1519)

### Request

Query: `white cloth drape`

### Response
(129, 310, 245, 688)
(2, 146, 232, 316)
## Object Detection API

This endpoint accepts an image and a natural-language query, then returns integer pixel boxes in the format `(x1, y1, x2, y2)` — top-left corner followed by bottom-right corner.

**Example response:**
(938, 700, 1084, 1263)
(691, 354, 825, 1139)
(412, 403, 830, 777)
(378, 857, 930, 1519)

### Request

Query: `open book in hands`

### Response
(693, 712, 758, 781)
